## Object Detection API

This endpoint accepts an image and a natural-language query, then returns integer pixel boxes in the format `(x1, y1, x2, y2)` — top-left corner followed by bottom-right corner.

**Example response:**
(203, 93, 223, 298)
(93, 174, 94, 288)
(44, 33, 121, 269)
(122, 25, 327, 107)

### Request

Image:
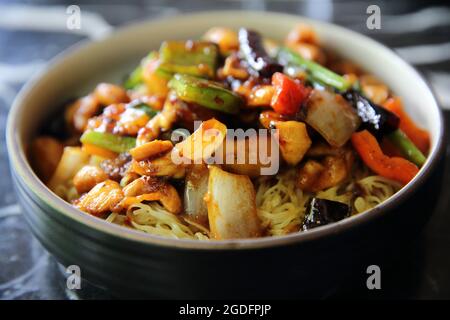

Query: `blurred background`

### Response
(0, 0, 449, 299)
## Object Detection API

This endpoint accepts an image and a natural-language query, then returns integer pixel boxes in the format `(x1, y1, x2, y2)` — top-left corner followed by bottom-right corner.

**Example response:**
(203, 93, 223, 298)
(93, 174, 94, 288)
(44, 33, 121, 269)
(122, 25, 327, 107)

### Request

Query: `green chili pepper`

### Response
(80, 131, 136, 153)
(168, 74, 242, 114)
(387, 129, 426, 167)
(277, 47, 350, 92)
(158, 41, 218, 78)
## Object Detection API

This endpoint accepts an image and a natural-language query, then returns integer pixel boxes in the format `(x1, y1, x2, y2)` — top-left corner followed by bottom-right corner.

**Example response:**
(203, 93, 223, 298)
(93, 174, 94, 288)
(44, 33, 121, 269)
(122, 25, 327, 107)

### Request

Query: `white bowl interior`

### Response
(8, 11, 442, 248)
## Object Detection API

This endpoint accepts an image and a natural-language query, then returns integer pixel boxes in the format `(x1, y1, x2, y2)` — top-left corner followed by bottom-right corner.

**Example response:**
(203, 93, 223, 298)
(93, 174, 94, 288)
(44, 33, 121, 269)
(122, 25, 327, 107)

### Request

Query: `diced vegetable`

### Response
(383, 97, 430, 154)
(351, 130, 419, 185)
(168, 74, 243, 114)
(129, 140, 173, 161)
(173, 118, 227, 163)
(184, 165, 209, 219)
(304, 89, 361, 147)
(48, 147, 90, 196)
(80, 131, 136, 153)
(302, 198, 350, 231)
(387, 129, 426, 167)
(238, 28, 283, 78)
(271, 72, 309, 116)
(277, 47, 350, 91)
(158, 41, 219, 78)
(205, 166, 262, 239)
(275, 121, 311, 166)
(344, 89, 399, 136)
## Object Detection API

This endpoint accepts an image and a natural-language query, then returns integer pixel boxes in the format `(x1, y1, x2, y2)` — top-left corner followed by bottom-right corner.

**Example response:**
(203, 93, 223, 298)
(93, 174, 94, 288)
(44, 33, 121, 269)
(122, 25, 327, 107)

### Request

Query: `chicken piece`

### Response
(129, 140, 173, 161)
(306, 141, 349, 158)
(72, 94, 100, 132)
(275, 121, 311, 166)
(120, 176, 182, 214)
(75, 180, 124, 216)
(73, 165, 108, 194)
(205, 166, 262, 239)
(203, 27, 239, 55)
(94, 83, 129, 106)
(285, 23, 318, 46)
(247, 85, 275, 107)
(136, 92, 179, 144)
(297, 160, 325, 192)
(297, 153, 353, 192)
(359, 74, 389, 105)
(130, 150, 185, 179)
(288, 43, 326, 65)
(114, 107, 150, 136)
(219, 53, 249, 80)
(30, 136, 64, 183)
(259, 110, 285, 129)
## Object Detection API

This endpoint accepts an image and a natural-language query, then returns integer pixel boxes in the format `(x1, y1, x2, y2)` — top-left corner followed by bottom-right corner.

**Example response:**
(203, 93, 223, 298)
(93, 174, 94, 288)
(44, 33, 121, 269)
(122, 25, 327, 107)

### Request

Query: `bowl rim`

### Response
(6, 10, 446, 251)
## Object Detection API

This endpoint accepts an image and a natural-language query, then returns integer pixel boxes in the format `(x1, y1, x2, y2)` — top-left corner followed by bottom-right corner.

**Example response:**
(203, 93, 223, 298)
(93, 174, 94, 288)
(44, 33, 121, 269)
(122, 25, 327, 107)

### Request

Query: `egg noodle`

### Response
(254, 170, 400, 236)
(65, 165, 400, 240)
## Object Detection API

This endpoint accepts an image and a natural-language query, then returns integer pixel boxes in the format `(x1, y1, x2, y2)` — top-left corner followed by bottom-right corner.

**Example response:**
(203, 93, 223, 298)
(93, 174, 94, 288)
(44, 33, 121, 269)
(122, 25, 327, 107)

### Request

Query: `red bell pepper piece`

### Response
(270, 72, 309, 116)
(351, 130, 419, 185)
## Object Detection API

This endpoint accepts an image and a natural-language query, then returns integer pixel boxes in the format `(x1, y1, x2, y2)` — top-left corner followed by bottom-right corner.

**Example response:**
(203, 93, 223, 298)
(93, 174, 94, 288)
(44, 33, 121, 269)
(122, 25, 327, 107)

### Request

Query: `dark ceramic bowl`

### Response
(6, 11, 445, 298)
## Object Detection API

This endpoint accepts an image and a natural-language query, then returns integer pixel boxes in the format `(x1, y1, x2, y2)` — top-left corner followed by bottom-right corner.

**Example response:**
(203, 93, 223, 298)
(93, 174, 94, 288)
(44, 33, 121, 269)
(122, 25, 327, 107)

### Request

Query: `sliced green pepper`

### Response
(387, 129, 426, 167)
(168, 74, 242, 114)
(158, 41, 218, 78)
(80, 131, 136, 153)
(277, 47, 350, 92)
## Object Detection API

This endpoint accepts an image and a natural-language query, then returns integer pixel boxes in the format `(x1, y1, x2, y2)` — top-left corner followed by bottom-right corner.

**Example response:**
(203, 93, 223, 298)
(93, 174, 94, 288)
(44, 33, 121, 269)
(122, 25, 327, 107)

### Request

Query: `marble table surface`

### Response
(0, 0, 449, 299)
